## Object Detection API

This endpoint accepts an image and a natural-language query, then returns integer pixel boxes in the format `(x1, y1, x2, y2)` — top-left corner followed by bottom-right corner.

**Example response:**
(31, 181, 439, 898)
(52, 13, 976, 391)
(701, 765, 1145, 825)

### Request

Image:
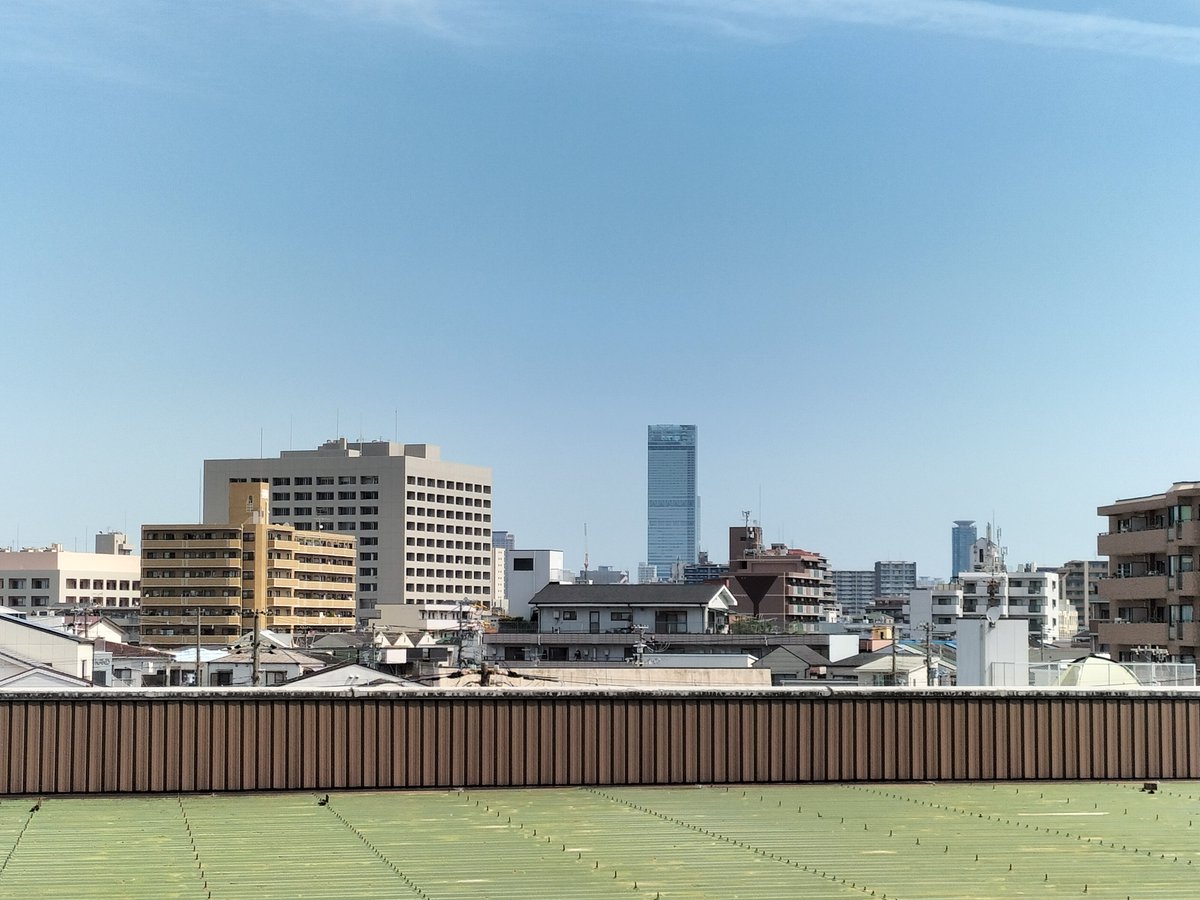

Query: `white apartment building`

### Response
(908, 566, 1076, 643)
(203, 440, 493, 627)
(504, 549, 571, 620)
(0, 533, 141, 628)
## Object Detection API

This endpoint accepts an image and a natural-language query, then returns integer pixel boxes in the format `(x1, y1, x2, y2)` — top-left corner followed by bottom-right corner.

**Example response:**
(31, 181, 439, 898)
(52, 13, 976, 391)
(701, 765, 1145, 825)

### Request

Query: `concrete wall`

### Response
(506, 550, 566, 620)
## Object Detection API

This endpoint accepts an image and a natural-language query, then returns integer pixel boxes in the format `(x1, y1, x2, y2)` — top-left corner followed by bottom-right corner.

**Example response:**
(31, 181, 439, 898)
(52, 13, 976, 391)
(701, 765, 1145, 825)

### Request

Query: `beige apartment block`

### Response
(203, 440, 493, 626)
(1096, 482, 1200, 664)
(141, 483, 356, 649)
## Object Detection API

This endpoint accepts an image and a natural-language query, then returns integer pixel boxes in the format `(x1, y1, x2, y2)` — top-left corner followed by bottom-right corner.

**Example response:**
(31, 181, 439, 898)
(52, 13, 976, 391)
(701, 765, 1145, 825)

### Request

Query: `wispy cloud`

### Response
(628, 0, 1200, 64)
(5, 0, 1200, 88)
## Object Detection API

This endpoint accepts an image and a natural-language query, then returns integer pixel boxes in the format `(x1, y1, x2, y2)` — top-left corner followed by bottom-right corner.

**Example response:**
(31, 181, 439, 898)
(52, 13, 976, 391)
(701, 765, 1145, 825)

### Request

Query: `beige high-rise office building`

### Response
(141, 482, 356, 648)
(203, 440, 493, 626)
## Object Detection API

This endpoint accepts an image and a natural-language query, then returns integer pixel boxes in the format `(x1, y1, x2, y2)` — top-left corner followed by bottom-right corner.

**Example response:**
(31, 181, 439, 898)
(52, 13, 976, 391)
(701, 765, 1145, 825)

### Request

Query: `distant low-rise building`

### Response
(1057, 559, 1106, 638)
(832, 570, 875, 618)
(578, 566, 630, 585)
(909, 566, 1076, 643)
(505, 549, 572, 620)
(0, 532, 141, 638)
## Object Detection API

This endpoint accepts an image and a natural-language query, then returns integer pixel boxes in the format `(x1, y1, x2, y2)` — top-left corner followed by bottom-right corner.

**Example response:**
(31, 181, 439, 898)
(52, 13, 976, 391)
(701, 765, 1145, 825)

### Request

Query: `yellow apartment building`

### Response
(140, 482, 356, 648)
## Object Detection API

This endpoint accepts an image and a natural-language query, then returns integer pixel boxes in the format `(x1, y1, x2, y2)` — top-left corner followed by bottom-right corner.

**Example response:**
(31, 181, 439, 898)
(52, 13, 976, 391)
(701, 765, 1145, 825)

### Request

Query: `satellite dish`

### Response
(985, 606, 1002, 626)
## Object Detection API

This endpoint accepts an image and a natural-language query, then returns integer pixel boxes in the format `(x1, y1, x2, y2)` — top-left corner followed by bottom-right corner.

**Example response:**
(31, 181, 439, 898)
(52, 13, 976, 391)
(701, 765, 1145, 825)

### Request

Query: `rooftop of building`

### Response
(530, 582, 736, 608)
(0, 783, 1194, 898)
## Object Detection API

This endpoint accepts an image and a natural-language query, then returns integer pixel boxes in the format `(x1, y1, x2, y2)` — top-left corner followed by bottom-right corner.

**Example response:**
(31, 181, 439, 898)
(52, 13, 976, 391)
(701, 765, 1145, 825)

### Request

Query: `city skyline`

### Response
(5, 2, 1200, 582)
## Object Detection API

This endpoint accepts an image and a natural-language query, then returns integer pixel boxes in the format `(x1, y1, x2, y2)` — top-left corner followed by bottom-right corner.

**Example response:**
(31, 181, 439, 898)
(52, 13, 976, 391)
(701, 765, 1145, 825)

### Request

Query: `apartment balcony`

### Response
(149, 615, 243, 627)
(271, 615, 355, 628)
(142, 538, 241, 551)
(1098, 528, 1166, 557)
(146, 577, 240, 589)
(1097, 575, 1167, 602)
(1096, 621, 1170, 647)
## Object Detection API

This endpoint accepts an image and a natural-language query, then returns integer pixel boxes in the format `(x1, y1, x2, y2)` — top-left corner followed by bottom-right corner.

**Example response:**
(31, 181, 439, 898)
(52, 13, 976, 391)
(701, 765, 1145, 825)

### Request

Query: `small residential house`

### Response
(205, 647, 329, 687)
(0, 648, 94, 690)
(91, 639, 174, 687)
(490, 583, 738, 664)
(310, 630, 441, 671)
(754, 645, 831, 684)
(533, 583, 737, 636)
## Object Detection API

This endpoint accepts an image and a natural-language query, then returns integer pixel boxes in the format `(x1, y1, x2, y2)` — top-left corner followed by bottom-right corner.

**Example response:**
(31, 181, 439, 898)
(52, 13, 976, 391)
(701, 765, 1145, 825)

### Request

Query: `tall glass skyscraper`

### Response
(647, 425, 698, 579)
(951, 520, 977, 581)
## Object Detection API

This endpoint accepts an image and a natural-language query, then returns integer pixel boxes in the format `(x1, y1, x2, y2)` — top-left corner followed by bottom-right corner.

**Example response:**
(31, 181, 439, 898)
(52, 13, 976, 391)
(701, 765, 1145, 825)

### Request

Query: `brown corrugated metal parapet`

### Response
(1, 688, 1199, 795)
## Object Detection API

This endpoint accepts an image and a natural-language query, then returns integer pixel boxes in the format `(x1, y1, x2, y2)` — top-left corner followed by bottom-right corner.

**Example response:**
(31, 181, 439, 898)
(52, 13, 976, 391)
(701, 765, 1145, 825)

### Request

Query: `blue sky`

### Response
(3, 0, 1200, 579)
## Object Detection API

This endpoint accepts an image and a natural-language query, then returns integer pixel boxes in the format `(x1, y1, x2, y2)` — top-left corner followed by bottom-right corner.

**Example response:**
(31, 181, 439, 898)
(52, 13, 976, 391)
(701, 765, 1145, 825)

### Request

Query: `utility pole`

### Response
(194, 605, 202, 687)
(922, 621, 934, 686)
(890, 620, 899, 685)
(251, 609, 262, 687)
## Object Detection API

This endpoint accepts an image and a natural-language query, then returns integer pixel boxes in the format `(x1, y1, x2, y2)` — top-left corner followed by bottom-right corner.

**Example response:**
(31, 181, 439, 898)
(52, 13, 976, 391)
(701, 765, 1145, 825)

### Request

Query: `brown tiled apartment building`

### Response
(1096, 482, 1200, 664)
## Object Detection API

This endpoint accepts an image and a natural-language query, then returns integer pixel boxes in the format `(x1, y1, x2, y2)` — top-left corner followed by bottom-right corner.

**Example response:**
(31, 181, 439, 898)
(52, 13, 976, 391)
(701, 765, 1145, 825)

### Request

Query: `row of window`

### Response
(407, 521, 490, 533)
(405, 584, 492, 594)
(406, 553, 489, 565)
(405, 476, 490, 493)
(405, 569, 490, 579)
(406, 507, 488, 520)
(405, 491, 491, 508)
(285, 519, 375, 532)
(61, 578, 139, 591)
(144, 530, 239, 541)
(278, 492, 382, 503)
(406, 534, 490, 548)
(269, 475, 380, 486)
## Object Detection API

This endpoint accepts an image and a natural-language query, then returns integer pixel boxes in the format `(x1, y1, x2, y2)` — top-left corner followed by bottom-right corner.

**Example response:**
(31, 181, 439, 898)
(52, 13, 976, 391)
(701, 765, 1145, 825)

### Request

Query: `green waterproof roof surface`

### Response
(1, 782, 1199, 897)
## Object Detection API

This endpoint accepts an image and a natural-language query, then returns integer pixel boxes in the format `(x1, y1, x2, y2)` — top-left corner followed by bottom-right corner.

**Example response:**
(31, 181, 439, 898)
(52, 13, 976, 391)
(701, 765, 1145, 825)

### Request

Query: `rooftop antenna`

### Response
(742, 510, 752, 529)
(259, 426, 264, 459)
(583, 523, 589, 576)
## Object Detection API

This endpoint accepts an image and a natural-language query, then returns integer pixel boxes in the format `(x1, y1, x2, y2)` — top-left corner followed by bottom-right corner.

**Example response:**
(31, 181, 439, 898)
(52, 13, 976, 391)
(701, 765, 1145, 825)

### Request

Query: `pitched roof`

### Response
(531, 583, 735, 608)
(98, 640, 174, 660)
(826, 650, 891, 669)
(210, 647, 327, 667)
(279, 661, 420, 689)
(0, 648, 94, 689)
(755, 645, 831, 668)
(0, 609, 88, 643)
